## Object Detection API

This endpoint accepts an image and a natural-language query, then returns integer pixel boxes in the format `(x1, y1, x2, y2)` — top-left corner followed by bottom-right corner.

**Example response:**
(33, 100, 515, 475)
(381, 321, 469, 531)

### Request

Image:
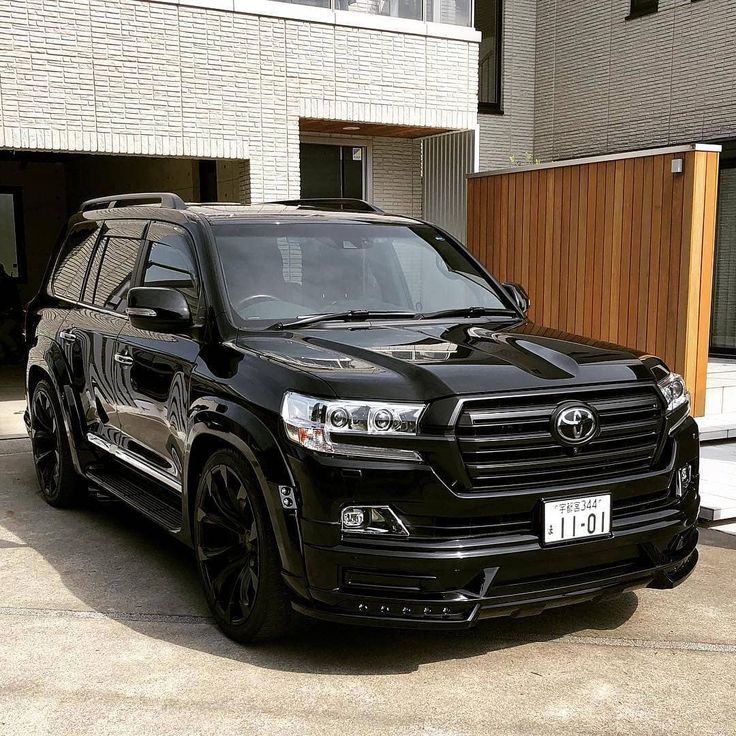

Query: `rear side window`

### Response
(49, 223, 100, 302)
(85, 220, 146, 313)
(91, 238, 141, 313)
(141, 223, 199, 311)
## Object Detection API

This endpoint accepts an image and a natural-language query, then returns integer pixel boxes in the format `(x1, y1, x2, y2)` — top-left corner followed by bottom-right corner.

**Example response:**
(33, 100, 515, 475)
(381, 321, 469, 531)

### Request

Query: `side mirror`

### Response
(502, 282, 530, 314)
(126, 287, 192, 333)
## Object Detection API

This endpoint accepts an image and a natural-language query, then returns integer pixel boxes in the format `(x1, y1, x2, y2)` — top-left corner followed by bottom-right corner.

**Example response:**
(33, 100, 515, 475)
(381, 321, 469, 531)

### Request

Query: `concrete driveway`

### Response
(2, 438, 735, 736)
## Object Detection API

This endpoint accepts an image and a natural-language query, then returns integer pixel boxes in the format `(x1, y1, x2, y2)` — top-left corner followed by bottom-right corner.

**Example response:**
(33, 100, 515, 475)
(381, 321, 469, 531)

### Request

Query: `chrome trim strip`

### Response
(86, 433, 182, 492)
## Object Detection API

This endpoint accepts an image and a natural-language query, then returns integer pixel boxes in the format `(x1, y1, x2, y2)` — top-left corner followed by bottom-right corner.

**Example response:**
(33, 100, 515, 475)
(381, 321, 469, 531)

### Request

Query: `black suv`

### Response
(25, 193, 699, 642)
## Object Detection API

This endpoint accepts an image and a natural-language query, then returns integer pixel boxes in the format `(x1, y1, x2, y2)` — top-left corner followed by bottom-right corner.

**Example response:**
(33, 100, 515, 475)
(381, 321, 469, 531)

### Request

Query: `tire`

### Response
(29, 379, 86, 508)
(193, 447, 295, 643)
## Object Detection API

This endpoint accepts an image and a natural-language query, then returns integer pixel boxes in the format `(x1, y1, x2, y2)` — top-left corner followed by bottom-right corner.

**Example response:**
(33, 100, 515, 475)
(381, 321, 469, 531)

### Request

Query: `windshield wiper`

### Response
(415, 306, 517, 320)
(270, 310, 417, 330)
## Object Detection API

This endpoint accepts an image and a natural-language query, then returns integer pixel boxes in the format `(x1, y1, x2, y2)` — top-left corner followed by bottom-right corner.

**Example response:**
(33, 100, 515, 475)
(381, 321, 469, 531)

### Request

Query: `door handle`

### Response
(59, 331, 77, 344)
(114, 353, 134, 366)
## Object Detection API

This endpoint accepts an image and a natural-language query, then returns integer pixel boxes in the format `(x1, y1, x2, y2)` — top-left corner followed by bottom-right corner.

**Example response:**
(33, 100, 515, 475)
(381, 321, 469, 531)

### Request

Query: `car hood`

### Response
(236, 320, 657, 403)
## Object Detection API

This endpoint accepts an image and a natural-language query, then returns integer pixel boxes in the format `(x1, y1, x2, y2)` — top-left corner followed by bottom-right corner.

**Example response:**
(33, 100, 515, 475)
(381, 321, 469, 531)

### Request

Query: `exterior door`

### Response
(300, 143, 365, 199)
(114, 222, 202, 491)
(59, 220, 145, 449)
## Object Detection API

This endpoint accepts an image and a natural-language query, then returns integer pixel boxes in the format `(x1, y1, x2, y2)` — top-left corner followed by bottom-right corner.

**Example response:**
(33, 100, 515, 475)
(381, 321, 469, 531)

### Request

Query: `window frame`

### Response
(137, 221, 203, 320)
(48, 221, 102, 303)
(0, 186, 27, 282)
(626, 0, 659, 20)
(477, 0, 503, 115)
(81, 219, 148, 314)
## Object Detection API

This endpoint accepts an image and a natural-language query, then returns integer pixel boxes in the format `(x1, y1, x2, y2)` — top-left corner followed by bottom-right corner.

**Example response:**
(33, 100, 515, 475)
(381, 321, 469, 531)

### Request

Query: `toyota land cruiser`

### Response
(25, 193, 699, 643)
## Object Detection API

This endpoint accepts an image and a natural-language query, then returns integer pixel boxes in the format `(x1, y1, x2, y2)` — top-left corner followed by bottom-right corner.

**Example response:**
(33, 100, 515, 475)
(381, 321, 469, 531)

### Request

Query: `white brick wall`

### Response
(371, 137, 423, 217)
(478, 0, 537, 169)
(533, 0, 736, 159)
(0, 0, 479, 203)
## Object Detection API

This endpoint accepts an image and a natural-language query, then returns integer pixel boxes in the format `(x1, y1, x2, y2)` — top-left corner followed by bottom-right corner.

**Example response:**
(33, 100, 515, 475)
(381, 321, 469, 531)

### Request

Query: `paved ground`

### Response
(0, 366, 25, 439)
(2, 438, 736, 736)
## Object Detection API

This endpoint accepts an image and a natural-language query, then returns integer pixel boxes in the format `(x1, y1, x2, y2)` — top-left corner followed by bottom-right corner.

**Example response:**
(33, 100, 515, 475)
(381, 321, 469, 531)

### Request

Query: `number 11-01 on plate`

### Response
(543, 494, 611, 544)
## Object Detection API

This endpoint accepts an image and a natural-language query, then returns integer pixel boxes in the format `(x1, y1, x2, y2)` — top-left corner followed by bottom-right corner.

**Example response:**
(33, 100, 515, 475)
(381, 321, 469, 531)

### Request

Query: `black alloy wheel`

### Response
(30, 379, 85, 507)
(194, 448, 295, 642)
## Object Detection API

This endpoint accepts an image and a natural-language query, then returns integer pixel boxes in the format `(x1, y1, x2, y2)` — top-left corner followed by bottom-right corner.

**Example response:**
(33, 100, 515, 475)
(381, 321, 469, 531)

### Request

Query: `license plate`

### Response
(543, 494, 611, 544)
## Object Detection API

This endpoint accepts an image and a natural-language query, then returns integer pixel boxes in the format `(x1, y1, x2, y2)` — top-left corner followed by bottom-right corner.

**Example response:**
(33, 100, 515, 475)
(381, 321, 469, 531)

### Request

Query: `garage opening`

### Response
(0, 151, 250, 305)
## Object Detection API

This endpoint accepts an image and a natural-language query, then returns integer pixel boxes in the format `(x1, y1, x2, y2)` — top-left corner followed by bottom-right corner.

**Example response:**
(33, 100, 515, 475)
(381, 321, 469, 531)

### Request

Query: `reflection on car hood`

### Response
(236, 320, 654, 402)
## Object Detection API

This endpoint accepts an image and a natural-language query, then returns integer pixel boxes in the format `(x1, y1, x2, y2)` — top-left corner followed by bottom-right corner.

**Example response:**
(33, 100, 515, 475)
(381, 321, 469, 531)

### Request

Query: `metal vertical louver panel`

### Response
(422, 129, 477, 243)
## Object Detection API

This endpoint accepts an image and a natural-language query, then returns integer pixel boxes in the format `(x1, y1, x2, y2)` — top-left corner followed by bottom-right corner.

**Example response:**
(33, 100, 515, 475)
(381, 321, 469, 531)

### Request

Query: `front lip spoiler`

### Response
(291, 545, 699, 631)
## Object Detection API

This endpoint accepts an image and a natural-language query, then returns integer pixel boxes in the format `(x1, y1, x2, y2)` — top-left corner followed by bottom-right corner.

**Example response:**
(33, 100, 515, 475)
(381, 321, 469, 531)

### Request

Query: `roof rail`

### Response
(269, 198, 385, 214)
(80, 192, 187, 212)
(186, 201, 242, 206)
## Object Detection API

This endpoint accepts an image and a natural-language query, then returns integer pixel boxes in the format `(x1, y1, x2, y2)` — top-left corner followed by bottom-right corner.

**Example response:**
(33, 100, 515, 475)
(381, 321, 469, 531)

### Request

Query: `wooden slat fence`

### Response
(467, 146, 720, 416)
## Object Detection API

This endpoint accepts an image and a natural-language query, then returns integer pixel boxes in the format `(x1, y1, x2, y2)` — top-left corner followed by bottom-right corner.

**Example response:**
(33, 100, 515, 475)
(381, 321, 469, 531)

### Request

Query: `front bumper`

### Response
(287, 417, 701, 629)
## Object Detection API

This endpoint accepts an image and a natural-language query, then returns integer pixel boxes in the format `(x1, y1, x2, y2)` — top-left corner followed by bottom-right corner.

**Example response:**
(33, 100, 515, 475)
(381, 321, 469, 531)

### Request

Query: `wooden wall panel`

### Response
(467, 148, 721, 417)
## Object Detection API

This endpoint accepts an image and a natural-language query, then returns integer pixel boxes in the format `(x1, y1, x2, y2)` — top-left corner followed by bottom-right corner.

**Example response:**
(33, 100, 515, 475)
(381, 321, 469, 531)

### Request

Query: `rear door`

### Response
(58, 219, 146, 448)
(114, 221, 202, 490)
(43, 221, 101, 362)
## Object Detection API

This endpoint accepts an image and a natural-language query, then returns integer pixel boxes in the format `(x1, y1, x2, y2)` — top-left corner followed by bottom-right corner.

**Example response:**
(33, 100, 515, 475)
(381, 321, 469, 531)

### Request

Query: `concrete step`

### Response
(696, 412, 736, 442)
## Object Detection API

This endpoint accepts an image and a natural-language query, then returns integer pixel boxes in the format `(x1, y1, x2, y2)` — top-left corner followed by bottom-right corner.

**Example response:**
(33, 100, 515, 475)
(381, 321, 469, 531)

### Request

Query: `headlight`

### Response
(280, 392, 425, 461)
(658, 372, 690, 414)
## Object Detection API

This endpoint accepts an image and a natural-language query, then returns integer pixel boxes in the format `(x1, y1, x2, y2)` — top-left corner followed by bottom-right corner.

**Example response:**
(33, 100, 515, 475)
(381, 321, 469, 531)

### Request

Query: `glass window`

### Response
(271, 0, 330, 6)
(476, 0, 502, 109)
(212, 222, 507, 323)
(629, 0, 658, 17)
(345, 0, 421, 21)
(270, 0, 472, 24)
(427, 0, 471, 26)
(142, 223, 199, 311)
(300, 144, 365, 199)
(49, 223, 100, 302)
(91, 236, 141, 313)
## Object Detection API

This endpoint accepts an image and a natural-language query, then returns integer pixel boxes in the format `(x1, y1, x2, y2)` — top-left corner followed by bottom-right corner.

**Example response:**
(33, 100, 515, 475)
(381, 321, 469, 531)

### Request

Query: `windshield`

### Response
(211, 221, 509, 324)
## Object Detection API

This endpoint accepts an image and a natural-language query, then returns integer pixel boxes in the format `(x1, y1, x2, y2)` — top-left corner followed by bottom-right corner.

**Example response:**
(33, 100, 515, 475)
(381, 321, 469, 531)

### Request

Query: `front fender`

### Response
(186, 398, 309, 600)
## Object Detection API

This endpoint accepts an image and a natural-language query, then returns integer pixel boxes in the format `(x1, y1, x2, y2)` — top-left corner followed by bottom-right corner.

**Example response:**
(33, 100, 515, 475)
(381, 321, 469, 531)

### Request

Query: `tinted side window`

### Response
(49, 223, 100, 301)
(92, 236, 142, 313)
(142, 223, 199, 311)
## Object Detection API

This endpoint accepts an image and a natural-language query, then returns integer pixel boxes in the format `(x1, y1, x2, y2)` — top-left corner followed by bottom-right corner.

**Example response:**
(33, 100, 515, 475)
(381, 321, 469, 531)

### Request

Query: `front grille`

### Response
(456, 383, 665, 492)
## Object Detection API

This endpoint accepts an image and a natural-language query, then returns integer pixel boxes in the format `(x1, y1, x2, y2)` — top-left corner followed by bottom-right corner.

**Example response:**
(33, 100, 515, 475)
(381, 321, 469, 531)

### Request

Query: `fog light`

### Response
(340, 505, 409, 536)
(342, 508, 366, 528)
(676, 464, 692, 497)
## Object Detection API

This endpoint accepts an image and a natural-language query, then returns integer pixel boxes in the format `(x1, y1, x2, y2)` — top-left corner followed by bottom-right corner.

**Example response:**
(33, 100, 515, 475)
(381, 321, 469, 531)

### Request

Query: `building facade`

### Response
(530, 0, 736, 355)
(2, 0, 734, 355)
(0, 0, 494, 301)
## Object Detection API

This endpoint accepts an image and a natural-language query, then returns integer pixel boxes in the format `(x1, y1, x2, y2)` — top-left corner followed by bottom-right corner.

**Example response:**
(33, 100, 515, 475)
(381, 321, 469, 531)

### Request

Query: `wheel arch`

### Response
(185, 400, 308, 600)
(26, 341, 87, 474)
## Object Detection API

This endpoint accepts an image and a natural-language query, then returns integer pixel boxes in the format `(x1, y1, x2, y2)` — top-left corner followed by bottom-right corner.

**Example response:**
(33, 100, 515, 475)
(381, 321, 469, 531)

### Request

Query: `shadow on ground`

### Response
(2, 444, 648, 675)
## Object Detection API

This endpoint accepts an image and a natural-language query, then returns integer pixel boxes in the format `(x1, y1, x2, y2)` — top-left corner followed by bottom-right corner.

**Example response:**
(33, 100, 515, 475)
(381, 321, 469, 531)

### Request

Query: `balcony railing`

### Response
(272, 0, 473, 27)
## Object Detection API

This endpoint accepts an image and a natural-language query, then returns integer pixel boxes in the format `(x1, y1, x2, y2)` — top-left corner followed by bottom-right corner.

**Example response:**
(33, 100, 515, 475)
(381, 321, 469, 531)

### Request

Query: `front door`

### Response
(300, 143, 366, 199)
(114, 222, 201, 491)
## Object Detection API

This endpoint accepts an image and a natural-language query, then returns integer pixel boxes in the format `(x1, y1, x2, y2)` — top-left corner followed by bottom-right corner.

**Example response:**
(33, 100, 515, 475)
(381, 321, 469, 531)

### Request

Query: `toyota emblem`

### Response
(552, 403, 598, 446)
